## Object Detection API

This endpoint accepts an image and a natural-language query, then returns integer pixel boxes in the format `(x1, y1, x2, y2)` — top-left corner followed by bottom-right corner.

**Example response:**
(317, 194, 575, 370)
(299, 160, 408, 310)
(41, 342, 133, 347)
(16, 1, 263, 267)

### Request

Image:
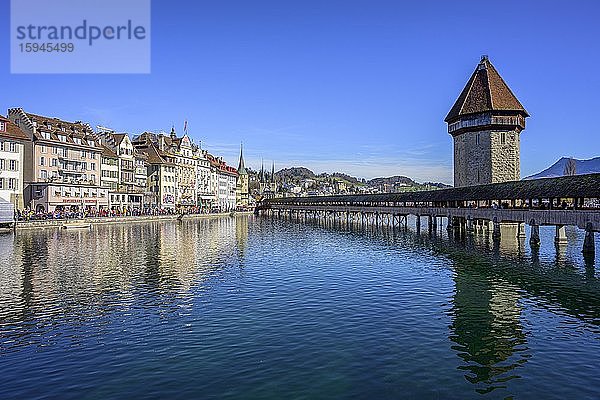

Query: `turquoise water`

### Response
(0, 216, 599, 399)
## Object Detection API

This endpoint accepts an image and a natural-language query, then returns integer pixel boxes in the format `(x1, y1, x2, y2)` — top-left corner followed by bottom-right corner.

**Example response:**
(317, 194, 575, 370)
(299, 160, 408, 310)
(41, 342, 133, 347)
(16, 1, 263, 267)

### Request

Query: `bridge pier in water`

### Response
(257, 174, 600, 261)
(260, 205, 599, 261)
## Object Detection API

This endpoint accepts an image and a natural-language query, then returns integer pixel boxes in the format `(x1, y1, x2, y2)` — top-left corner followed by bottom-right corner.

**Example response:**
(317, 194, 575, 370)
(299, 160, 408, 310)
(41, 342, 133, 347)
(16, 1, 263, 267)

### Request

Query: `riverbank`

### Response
(13, 211, 253, 231)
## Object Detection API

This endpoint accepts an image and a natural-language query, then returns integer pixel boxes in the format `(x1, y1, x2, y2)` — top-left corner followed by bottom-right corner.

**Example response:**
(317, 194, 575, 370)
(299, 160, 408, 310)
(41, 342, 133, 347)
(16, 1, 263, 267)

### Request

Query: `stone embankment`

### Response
(14, 212, 253, 231)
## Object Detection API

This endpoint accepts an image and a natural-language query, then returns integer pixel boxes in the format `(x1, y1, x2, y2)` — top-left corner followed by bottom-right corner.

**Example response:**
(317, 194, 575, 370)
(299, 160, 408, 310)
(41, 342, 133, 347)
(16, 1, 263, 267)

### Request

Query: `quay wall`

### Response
(14, 212, 253, 231)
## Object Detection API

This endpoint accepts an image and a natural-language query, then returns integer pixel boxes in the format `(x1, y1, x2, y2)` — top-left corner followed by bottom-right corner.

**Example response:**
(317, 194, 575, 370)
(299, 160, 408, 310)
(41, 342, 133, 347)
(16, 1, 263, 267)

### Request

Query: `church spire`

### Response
(237, 143, 247, 175)
(271, 161, 275, 183)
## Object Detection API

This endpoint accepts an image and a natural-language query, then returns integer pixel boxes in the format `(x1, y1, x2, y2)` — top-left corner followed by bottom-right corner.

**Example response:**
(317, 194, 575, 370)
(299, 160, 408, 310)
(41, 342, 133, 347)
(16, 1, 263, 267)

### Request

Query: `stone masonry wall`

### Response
(490, 130, 521, 183)
(454, 128, 520, 187)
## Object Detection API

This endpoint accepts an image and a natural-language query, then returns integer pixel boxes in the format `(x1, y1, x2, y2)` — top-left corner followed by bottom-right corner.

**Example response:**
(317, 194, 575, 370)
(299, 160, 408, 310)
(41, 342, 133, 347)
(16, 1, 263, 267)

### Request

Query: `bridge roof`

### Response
(266, 174, 600, 205)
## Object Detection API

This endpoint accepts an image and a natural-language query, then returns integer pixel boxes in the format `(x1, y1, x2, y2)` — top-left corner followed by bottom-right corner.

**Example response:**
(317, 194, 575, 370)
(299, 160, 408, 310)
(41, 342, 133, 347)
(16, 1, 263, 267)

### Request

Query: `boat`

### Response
(62, 223, 92, 230)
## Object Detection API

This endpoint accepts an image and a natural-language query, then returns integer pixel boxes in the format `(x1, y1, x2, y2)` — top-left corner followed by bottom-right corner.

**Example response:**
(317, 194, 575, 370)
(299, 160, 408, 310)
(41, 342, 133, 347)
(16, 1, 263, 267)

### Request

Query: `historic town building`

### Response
(196, 149, 215, 209)
(0, 116, 28, 208)
(445, 56, 529, 187)
(132, 132, 177, 210)
(96, 127, 149, 211)
(100, 144, 119, 192)
(162, 128, 197, 208)
(8, 109, 108, 213)
(236, 144, 249, 207)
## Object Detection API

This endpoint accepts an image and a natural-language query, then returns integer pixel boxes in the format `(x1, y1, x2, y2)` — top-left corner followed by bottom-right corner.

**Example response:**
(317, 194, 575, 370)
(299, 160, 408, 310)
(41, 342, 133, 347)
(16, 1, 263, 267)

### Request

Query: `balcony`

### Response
(448, 114, 526, 134)
(60, 168, 85, 176)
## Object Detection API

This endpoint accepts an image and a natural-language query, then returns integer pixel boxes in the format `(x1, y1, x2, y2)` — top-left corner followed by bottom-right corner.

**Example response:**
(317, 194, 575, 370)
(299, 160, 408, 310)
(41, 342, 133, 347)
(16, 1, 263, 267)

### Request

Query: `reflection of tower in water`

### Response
(449, 263, 528, 395)
(235, 215, 249, 261)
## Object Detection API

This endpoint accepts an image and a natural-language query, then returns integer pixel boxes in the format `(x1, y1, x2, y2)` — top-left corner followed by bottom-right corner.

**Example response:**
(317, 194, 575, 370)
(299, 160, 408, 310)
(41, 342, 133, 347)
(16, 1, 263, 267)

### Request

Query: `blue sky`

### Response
(2, 0, 599, 184)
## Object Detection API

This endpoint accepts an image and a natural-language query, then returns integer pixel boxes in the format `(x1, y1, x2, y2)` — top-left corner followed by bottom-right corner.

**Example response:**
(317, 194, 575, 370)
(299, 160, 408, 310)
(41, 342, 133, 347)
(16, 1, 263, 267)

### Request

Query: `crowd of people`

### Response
(15, 206, 233, 221)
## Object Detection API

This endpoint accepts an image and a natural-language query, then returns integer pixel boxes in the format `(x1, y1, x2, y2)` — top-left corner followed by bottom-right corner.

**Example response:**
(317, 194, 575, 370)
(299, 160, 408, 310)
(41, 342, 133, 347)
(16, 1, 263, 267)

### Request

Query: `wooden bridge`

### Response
(256, 174, 600, 258)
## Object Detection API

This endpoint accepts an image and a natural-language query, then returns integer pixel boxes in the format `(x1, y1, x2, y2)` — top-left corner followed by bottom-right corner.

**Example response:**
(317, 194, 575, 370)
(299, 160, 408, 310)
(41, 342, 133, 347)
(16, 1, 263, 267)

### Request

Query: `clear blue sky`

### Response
(2, 0, 599, 184)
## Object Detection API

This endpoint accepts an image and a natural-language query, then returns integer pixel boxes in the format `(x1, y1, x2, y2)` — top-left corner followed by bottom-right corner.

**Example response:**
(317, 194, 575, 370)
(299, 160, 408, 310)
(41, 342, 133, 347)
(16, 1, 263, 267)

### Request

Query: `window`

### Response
(0, 178, 3, 189)
(52, 146, 58, 154)
(41, 131, 51, 140)
(40, 156, 46, 166)
(9, 142, 16, 153)
(52, 158, 58, 167)
(40, 170, 47, 180)
(0, 159, 4, 170)
(0, 121, 5, 132)
(0, 142, 3, 151)
(91, 163, 96, 171)
(41, 145, 47, 153)
(9, 160, 17, 171)
(59, 135, 67, 142)
(8, 178, 16, 190)
(81, 150, 86, 158)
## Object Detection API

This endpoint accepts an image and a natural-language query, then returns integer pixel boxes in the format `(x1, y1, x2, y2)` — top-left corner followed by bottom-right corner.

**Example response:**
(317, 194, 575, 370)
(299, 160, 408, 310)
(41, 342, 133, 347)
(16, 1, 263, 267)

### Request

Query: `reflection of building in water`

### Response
(235, 215, 249, 261)
(449, 265, 528, 394)
(1, 217, 249, 325)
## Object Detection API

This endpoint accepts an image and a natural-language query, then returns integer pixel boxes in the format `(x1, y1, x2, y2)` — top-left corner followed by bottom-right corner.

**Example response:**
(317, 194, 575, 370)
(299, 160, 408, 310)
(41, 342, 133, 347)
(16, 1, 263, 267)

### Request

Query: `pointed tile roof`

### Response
(445, 56, 529, 122)
(237, 144, 247, 175)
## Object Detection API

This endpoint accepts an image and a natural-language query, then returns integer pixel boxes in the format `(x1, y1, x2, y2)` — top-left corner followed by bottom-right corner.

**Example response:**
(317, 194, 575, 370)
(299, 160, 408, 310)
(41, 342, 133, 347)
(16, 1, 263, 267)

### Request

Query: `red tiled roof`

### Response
(0, 115, 29, 141)
(101, 144, 118, 158)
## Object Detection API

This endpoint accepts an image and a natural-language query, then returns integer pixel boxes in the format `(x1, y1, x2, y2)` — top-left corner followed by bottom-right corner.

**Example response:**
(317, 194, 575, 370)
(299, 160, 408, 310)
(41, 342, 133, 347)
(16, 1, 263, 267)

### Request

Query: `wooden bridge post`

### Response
(517, 222, 527, 239)
(416, 215, 421, 234)
(529, 220, 541, 249)
(492, 217, 501, 241)
(446, 215, 453, 232)
(583, 223, 596, 257)
(466, 216, 474, 236)
(554, 225, 567, 246)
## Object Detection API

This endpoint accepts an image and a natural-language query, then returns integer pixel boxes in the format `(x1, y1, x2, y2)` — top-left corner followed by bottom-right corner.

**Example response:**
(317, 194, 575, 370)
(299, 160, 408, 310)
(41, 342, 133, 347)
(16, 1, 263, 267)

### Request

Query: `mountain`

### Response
(275, 167, 315, 181)
(367, 175, 416, 187)
(315, 172, 364, 185)
(525, 157, 600, 180)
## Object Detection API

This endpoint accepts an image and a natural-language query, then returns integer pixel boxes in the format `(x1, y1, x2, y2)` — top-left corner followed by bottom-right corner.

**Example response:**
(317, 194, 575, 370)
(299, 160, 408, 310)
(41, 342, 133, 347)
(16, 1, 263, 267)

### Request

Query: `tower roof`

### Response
(445, 56, 529, 122)
(238, 144, 247, 175)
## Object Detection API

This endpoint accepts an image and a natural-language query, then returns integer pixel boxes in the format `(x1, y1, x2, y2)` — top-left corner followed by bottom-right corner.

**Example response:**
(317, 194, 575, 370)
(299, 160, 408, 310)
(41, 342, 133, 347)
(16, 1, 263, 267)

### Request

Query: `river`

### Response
(0, 216, 599, 399)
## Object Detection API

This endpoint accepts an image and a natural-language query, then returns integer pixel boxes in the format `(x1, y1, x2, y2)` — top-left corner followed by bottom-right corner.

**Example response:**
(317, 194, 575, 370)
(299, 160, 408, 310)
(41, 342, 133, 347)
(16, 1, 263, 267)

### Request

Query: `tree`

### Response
(563, 157, 577, 176)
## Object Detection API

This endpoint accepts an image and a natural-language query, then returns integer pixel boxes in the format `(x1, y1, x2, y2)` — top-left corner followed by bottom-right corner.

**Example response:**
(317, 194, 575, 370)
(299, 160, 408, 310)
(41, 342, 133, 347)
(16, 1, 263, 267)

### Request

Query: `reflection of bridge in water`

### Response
(258, 173, 600, 261)
(260, 213, 600, 395)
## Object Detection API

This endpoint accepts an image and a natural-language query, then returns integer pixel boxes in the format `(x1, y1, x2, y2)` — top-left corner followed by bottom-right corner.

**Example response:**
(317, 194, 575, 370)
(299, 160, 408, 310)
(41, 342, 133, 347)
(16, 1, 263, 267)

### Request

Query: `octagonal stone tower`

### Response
(445, 56, 529, 187)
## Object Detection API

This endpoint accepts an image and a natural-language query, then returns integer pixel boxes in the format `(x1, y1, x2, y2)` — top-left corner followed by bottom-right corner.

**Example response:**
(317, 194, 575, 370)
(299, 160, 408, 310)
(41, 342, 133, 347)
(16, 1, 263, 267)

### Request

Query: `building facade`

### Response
(132, 132, 177, 210)
(196, 149, 215, 209)
(0, 116, 27, 208)
(445, 56, 529, 187)
(97, 127, 147, 211)
(8, 108, 108, 213)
